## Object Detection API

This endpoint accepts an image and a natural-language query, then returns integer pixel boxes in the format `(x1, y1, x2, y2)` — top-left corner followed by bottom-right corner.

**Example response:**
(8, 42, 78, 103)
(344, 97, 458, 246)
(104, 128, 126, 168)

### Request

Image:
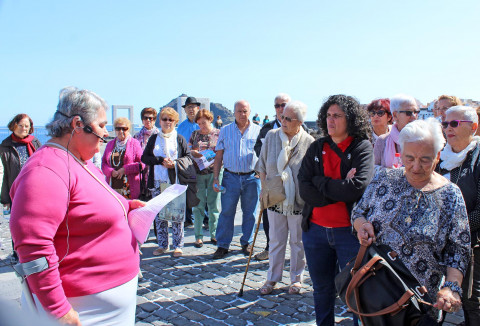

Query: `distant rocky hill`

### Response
(161, 94, 235, 125)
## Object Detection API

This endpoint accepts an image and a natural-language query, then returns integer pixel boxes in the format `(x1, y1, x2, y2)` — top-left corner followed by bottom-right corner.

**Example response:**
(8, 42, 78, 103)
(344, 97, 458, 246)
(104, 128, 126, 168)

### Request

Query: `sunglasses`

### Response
(398, 110, 420, 117)
(115, 127, 129, 131)
(161, 118, 175, 122)
(280, 115, 298, 123)
(441, 120, 473, 129)
(142, 116, 155, 121)
(369, 110, 386, 117)
(274, 103, 287, 109)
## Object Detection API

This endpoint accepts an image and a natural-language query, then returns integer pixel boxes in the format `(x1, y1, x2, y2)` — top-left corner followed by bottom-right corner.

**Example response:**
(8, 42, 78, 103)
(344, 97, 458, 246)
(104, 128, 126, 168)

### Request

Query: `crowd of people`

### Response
(1, 87, 480, 325)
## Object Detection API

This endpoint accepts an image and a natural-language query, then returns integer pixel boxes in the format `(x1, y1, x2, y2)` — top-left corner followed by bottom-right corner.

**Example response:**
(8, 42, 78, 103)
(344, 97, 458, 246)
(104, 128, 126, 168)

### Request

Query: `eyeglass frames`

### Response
(280, 115, 298, 123)
(274, 103, 287, 109)
(441, 120, 473, 129)
(161, 118, 175, 122)
(398, 110, 420, 117)
(369, 110, 386, 117)
(142, 116, 155, 121)
(115, 127, 129, 131)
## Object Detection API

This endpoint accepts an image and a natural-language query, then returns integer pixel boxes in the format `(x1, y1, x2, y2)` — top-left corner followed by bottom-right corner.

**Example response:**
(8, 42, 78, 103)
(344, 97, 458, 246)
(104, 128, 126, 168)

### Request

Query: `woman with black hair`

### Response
(298, 94, 375, 325)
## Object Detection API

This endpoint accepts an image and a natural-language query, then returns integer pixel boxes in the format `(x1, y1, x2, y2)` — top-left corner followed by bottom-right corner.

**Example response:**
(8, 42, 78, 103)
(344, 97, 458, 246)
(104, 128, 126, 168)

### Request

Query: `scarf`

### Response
(11, 134, 37, 156)
(383, 123, 401, 168)
(153, 130, 178, 182)
(440, 136, 480, 171)
(136, 126, 159, 149)
(277, 128, 303, 215)
(115, 135, 131, 151)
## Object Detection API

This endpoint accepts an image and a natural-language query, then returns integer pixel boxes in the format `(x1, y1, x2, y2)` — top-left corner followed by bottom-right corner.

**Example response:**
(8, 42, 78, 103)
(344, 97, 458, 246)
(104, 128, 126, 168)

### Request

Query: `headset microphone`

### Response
(83, 125, 107, 143)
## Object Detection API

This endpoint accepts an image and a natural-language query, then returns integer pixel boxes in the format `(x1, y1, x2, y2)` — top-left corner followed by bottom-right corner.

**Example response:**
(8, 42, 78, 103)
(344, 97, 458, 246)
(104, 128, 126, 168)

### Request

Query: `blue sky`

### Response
(0, 0, 479, 126)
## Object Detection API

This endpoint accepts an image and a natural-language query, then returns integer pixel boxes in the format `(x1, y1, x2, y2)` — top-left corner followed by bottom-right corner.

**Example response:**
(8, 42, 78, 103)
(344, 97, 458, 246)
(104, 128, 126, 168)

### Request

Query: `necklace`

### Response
(111, 148, 125, 167)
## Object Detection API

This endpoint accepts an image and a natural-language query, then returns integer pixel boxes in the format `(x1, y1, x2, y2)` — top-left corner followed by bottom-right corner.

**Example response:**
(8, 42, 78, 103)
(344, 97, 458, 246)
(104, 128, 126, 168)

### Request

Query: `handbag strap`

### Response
(282, 143, 299, 171)
(345, 255, 415, 317)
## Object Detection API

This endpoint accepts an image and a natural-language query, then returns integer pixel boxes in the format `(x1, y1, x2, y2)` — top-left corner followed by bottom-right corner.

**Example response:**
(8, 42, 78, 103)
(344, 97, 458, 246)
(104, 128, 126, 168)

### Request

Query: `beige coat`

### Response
(255, 128, 314, 212)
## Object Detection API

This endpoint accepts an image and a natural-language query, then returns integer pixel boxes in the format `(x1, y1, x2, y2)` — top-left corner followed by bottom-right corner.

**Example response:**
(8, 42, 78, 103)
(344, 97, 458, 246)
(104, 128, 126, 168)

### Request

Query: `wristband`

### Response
(441, 281, 463, 297)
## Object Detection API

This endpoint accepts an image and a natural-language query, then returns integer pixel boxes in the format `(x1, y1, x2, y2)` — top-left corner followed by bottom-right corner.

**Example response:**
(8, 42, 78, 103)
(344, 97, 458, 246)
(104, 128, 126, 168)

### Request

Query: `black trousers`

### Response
(262, 208, 270, 251)
(463, 245, 480, 326)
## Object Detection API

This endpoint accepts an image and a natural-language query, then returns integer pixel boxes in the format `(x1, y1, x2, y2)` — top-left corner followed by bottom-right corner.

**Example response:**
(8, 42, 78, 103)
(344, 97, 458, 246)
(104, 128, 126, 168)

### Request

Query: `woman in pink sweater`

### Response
(10, 87, 144, 326)
(102, 117, 144, 199)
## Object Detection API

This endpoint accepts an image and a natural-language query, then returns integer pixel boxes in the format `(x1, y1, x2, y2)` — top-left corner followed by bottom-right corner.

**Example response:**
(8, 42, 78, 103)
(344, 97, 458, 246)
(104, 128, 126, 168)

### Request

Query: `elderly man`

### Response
(252, 93, 291, 261)
(212, 100, 261, 259)
(433, 95, 463, 122)
(177, 96, 200, 226)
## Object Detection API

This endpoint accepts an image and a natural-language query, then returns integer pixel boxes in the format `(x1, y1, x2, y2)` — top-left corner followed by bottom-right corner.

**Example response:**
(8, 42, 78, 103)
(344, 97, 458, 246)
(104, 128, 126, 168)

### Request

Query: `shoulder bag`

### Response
(335, 243, 439, 326)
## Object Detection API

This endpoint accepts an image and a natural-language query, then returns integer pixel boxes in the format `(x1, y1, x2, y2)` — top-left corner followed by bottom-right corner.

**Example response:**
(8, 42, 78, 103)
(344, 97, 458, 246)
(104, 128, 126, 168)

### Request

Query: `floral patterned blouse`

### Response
(188, 128, 220, 175)
(351, 168, 471, 298)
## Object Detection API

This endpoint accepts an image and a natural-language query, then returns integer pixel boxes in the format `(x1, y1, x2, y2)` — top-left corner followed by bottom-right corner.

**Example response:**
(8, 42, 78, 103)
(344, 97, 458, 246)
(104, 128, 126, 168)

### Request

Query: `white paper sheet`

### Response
(128, 184, 188, 244)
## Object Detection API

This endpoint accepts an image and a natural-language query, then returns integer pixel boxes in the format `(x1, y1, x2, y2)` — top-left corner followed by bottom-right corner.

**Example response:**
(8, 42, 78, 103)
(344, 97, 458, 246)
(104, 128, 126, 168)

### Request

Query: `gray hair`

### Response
(445, 105, 478, 124)
(390, 94, 418, 113)
(284, 100, 307, 122)
(46, 87, 108, 137)
(274, 93, 291, 103)
(398, 118, 445, 155)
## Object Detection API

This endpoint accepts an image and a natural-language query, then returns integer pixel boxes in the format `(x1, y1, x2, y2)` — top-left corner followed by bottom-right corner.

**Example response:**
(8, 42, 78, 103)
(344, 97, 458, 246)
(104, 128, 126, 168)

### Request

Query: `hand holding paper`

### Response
(128, 184, 187, 244)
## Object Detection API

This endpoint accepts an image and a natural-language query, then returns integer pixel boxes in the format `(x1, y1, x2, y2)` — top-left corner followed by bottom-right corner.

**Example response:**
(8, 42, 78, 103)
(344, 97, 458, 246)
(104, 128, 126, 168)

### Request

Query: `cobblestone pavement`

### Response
(0, 207, 465, 325)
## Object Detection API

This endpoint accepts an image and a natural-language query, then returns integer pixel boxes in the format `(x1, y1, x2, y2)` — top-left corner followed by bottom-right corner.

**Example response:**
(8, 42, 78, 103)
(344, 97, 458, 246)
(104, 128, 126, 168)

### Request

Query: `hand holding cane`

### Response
(238, 201, 264, 297)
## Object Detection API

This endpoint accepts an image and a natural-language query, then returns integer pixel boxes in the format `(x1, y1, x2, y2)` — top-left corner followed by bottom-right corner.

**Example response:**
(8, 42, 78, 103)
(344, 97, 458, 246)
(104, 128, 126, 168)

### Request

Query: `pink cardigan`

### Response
(10, 146, 139, 318)
(102, 137, 144, 199)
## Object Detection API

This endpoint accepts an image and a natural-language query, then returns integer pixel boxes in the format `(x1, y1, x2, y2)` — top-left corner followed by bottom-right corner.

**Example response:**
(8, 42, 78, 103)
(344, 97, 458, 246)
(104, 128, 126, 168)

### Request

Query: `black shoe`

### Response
(210, 238, 217, 245)
(213, 247, 229, 259)
(194, 240, 204, 248)
(184, 221, 194, 228)
(241, 244, 253, 256)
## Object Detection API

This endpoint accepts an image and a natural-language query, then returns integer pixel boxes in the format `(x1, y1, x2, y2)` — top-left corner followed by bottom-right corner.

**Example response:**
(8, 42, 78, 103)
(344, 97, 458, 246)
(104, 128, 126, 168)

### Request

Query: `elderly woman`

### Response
(374, 94, 419, 168)
(134, 107, 159, 150)
(353, 118, 471, 324)
(9, 87, 144, 325)
(188, 109, 221, 248)
(298, 94, 374, 325)
(256, 101, 314, 295)
(142, 107, 190, 257)
(1, 114, 41, 215)
(366, 98, 392, 146)
(433, 95, 463, 122)
(102, 117, 143, 199)
(437, 106, 480, 325)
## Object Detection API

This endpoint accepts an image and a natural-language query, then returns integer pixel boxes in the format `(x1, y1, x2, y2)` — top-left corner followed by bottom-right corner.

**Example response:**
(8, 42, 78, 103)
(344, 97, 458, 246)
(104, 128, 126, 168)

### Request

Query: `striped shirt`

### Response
(216, 121, 261, 173)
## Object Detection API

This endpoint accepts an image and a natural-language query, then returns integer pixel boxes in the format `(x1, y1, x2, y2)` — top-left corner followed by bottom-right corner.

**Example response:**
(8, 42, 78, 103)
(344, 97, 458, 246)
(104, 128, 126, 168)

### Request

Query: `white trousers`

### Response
(267, 210, 305, 284)
(24, 276, 138, 326)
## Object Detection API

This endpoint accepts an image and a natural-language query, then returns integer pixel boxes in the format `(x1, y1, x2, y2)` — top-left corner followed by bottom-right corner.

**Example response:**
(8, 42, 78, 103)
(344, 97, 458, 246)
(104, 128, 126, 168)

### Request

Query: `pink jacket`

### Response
(10, 146, 139, 318)
(102, 137, 144, 199)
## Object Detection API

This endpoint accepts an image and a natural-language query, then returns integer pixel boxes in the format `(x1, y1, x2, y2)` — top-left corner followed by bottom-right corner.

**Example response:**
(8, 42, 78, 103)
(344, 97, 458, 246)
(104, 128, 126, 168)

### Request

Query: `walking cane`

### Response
(238, 201, 264, 297)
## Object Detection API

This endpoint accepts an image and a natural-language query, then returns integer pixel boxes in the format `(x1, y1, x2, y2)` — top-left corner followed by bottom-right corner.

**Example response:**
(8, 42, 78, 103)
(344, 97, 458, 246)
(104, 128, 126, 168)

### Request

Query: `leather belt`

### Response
(225, 169, 254, 176)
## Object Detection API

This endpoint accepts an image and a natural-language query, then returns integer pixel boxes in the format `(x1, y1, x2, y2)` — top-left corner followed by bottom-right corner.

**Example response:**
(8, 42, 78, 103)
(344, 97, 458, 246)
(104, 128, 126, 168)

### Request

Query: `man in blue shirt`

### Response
(177, 96, 200, 143)
(177, 96, 200, 226)
(212, 100, 261, 259)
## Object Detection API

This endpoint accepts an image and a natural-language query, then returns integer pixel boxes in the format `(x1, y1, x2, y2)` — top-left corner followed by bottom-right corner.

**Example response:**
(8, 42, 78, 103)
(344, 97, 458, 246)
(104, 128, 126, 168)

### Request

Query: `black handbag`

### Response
(335, 243, 439, 326)
(138, 163, 151, 201)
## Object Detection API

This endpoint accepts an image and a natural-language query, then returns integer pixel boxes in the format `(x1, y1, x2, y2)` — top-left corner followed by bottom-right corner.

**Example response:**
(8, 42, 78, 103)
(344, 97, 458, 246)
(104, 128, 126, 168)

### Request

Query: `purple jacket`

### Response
(102, 137, 144, 199)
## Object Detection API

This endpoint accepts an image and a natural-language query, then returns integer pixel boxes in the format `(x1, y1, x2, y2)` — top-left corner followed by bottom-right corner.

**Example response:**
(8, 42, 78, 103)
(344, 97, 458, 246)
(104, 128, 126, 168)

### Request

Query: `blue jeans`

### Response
(303, 223, 359, 326)
(216, 171, 260, 249)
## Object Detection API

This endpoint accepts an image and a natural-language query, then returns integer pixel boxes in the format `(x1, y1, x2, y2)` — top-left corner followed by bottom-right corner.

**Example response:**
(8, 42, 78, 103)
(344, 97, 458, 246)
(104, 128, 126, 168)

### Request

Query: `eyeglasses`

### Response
(326, 113, 345, 119)
(142, 116, 155, 121)
(369, 110, 386, 117)
(441, 120, 473, 129)
(434, 107, 449, 112)
(17, 124, 31, 129)
(115, 127, 129, 132)
(274, 103, 287, 109)
(398, 110, 420, 117)
(161, 118, 175, 122)
(280, 115, 298, 123)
